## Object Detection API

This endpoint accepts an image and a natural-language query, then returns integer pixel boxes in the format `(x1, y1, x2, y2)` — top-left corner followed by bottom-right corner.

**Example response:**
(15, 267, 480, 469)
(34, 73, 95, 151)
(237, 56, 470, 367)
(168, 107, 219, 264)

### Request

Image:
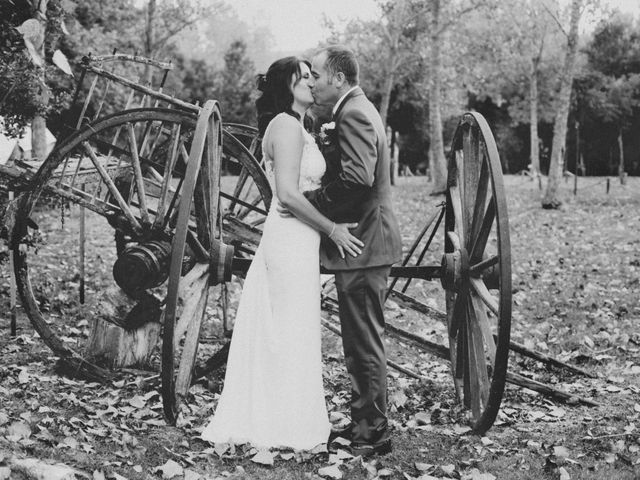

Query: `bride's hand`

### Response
(329, 223, 364, 258)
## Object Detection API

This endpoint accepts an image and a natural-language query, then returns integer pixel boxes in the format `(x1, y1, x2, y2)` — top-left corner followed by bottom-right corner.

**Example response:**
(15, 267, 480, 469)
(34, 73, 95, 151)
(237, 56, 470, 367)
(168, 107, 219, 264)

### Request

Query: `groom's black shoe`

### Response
(349, 439, 392, 458)
(327, 423, 354, 446)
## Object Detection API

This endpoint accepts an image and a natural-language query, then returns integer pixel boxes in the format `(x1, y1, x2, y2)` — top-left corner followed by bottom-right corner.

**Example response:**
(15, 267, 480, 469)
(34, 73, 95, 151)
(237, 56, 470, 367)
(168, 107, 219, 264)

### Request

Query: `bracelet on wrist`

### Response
(329, 222, 336, 237)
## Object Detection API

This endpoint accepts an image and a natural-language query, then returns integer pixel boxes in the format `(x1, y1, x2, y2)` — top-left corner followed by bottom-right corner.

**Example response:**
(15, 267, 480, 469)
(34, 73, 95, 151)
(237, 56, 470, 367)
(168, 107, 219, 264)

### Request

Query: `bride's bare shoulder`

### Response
(268, 113, 302, 139)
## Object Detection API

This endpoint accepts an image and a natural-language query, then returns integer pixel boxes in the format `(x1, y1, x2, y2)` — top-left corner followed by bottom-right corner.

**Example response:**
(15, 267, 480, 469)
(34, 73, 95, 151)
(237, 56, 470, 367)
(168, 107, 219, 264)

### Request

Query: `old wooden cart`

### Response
(2, 53, 517, 435)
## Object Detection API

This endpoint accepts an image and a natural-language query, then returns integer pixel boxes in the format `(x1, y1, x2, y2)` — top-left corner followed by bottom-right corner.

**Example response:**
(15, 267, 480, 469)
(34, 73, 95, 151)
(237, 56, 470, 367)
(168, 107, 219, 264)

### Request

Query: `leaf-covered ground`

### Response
(0, 175, 639, 480)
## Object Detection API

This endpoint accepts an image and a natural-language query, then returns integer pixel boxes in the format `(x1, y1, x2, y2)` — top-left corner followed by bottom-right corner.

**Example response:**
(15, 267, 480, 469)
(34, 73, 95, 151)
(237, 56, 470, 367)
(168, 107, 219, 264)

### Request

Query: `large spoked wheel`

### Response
(161, 101, 225, 424)
(11, 107, 271, 417)
(160, 105, 272, 424)
(12, 107, 205, 380)
(442, 112, 511, 434)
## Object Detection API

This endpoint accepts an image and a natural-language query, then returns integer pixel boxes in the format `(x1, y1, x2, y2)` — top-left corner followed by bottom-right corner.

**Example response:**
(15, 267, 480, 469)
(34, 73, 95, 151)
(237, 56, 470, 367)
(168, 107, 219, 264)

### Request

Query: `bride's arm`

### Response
(268, 115, 363, 257)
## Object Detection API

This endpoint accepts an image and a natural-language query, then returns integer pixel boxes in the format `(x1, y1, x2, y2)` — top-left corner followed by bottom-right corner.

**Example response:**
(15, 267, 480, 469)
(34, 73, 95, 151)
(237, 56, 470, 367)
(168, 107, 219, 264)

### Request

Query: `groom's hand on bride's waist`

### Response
(276, 201, 293, 218)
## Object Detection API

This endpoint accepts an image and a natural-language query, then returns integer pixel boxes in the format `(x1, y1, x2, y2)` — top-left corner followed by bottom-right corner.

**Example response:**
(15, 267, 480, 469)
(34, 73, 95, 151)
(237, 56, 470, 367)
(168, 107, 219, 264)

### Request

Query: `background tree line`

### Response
(1, 0, 639, 207)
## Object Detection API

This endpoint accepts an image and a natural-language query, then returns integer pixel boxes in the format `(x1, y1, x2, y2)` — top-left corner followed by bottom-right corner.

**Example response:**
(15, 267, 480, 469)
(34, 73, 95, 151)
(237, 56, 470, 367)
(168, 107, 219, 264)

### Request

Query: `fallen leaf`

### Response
(463, 469, 496, 480)
(440, 464, 456, 475)
(553, 445, 570, 459)
(128, 396, 146, 409)
(52, 50, 73, 76)
(153, 459, 183, 479)
(318, 464, 343, 479)
(415, 462, 434, 472)
(390, 389, 408, 408)
(184, 469, 201, 480)
(6, 421, 31, 441)
(18, 369, 29, 384)
(10, 458, 78, 480)
(558, 466, 571, 480)
(453, 424, 471, 435)
(251, 448, 275, 466)
(213, 442, 229, 457)
(109, 473, 129, 480)
(414, 412, 431, 425)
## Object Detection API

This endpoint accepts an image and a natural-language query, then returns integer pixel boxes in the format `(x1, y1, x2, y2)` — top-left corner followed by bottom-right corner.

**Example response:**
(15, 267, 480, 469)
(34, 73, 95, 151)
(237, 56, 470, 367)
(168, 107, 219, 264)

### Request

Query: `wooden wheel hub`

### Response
(440, 247, 469, 293)
(113, 240, 172, 297)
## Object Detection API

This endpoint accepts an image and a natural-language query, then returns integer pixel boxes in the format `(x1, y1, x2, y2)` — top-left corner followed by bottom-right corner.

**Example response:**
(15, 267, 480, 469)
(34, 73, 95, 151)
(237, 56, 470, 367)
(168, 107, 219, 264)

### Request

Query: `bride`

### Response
(200, 56, 363, 450)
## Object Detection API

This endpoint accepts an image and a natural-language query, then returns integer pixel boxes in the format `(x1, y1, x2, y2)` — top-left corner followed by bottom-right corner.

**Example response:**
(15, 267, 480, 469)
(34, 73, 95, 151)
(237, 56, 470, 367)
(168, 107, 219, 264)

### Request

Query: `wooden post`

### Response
(606, 178, 610, 194)
(84, 287, 161, 368)
(618, 129, 626, 185)
(9, 190, 17, 336)
(573, 121, 579, 195)
(79, 185, 85, 304)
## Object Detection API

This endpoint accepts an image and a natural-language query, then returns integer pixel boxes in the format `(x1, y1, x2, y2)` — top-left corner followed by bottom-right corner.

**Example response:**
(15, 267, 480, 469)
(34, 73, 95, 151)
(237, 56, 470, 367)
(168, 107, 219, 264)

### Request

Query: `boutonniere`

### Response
(317, 121, 336, 146)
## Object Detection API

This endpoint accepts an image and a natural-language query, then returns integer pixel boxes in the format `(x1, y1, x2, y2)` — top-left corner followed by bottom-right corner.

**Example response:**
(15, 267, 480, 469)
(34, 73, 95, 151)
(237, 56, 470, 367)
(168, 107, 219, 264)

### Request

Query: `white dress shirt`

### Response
(332, 86, 359, 116)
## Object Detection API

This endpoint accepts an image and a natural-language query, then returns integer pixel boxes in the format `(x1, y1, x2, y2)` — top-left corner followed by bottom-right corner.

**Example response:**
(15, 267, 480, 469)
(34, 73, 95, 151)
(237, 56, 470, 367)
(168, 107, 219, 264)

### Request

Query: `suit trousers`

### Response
(334, 265, 391, 445)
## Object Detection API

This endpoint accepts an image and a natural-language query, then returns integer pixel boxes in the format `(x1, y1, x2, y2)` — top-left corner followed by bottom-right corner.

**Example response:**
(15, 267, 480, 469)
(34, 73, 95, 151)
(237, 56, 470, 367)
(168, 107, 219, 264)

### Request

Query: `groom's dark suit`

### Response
(305, 86, 402, 446)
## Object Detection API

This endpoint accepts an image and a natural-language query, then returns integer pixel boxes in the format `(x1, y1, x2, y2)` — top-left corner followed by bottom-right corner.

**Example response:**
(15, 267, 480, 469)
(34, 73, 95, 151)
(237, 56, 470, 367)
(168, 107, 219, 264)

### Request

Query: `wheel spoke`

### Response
(470, 291, 497, 363)
(153, 123, 182, 229)
(221, 191, 268, 217)
(446, 231, 462, 251)
(470, 199, 496, 263)
(469, 277, 499, 316)
(448, 290, 466, 338)
(449, 183, 464, 239)
(229, 168, 251, 211)
(235, 193, 267, 220)
(462, 126, 481, 243)
(222, 215, 262, 249)
(174, 267, 210, 398)
(466, 295, 490, 417)
(469, 254, 499, 276)
(82, 141, 142, 232)
(469, 155, 489, 250)
(126, 123, 150, 224)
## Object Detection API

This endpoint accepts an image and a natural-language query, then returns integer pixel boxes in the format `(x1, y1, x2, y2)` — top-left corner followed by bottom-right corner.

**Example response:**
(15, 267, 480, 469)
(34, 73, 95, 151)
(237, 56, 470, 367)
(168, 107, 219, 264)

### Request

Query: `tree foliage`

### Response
(0, 0, 73, 136)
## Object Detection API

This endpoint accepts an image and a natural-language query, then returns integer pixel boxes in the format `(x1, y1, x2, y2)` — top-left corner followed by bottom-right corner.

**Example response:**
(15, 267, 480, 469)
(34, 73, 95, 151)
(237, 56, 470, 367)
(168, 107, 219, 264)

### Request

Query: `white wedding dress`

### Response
(201, 114, 331, 450)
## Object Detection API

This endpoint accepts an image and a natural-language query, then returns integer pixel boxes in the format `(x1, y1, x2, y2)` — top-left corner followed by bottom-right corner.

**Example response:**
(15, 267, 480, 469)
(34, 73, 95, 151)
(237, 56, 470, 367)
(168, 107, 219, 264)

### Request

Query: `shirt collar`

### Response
(332, 86, 359, 116)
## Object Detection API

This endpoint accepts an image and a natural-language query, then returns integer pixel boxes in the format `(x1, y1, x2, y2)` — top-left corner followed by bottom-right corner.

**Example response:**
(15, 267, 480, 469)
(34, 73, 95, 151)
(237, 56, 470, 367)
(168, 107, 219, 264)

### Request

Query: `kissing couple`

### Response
(200, 45, 403, 458)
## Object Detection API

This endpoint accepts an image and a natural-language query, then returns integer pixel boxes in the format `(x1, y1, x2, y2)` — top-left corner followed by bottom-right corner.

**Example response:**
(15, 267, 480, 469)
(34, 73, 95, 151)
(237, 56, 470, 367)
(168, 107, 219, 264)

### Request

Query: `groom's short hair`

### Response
(320, 45, 359, 86)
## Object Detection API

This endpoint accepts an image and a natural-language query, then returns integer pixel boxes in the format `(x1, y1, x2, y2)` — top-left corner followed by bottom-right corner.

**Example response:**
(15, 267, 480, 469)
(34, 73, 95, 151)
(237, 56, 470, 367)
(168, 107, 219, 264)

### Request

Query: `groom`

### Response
(306, 45, 402, 456)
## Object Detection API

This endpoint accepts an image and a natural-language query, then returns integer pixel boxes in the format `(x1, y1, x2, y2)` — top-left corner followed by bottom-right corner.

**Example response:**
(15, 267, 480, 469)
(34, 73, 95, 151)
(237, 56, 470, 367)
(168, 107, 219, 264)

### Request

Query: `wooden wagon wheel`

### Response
(442, 111, 512, 434)
(160, 100, 224, 423)
(10, 107, 271, 415)
(222, 123, 262, 162)
(11, 107, 202, 381)
(161, 104, 272, 424)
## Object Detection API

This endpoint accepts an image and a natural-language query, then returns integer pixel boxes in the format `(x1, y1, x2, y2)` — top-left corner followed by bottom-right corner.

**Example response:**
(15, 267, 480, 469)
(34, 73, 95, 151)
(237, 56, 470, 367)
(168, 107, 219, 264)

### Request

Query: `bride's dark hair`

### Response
(255, 56, 312, 136)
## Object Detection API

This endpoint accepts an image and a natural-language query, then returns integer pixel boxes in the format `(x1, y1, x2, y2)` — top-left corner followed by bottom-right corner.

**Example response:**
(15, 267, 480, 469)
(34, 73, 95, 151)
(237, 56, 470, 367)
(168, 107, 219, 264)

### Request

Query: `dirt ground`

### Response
(1, 174, 639, 480)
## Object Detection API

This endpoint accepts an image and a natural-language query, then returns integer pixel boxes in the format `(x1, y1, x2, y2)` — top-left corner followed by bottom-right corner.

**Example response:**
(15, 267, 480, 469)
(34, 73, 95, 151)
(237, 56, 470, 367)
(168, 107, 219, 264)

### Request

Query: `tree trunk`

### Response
(529, 57, 542, 190)
(618, 129, 625, 185)
(542, 0, 582, 209)
(30, 0, 48, 162)
(379, 68, 394, 128)
(379, 66, 396, 185)
(428, 0, 447, 195)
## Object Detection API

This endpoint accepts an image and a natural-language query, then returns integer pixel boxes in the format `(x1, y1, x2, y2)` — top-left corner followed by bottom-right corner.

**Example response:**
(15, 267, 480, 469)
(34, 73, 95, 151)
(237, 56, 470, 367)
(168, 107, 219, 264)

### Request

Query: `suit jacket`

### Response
(305, 87, 403, 271)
